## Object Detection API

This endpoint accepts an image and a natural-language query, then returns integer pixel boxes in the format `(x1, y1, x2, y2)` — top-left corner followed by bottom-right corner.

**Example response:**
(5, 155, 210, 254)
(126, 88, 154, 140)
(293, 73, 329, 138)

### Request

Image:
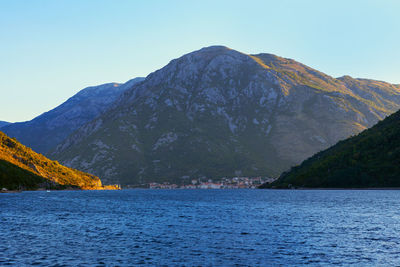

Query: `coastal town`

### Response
(148, 176, 275, 189)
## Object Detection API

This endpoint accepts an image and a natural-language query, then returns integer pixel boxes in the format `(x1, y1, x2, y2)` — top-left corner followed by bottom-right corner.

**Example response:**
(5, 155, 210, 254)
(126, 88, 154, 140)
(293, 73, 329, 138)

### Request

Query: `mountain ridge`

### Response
(50, 46, 400, 185)
(0, 121, 10, 128)
(2, 77, 144, 153)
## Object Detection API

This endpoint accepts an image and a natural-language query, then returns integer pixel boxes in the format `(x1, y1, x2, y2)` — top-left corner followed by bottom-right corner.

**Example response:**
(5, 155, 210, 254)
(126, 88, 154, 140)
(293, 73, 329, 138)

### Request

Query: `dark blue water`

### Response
(1, 190, 400, 266)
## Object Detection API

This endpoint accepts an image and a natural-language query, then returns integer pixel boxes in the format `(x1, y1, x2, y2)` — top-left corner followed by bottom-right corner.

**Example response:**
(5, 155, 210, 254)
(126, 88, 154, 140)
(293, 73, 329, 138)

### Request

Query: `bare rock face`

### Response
(51, 46, 400, 185)
(2, 78, 144, 153)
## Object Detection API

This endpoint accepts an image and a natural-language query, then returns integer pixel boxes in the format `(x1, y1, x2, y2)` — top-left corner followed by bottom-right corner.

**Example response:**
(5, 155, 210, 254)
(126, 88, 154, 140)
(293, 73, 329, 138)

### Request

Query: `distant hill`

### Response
(0, 131, 117, 190)
(0, 121, 10, 128)
(1, 77, 144, 153)
(51, 46, 400, 185)
(261, 109, 400, 188)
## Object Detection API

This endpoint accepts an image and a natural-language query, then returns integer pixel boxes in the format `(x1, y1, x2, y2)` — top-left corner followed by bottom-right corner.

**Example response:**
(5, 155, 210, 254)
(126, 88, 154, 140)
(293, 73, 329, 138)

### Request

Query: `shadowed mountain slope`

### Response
(51, 46, 400, 185)
(0, 121, 10, 128)
(261, 108, 400, 188)
(2, 77, 144, 153)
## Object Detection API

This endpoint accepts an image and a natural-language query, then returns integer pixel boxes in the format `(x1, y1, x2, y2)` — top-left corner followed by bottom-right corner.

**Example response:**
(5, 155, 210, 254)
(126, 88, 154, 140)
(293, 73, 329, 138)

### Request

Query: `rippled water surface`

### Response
(1, 189, 400, 266)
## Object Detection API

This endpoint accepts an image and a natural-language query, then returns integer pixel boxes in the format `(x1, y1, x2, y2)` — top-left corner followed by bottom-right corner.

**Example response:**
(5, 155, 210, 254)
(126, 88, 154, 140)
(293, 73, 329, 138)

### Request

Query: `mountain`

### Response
(1, 77, 144, 154)
(0, 159, 49, 191)
(0, 131, 118, 190)
(51, 46, 400, 185)
(0, 121, 10, 128)
(261, 108, 400, 188)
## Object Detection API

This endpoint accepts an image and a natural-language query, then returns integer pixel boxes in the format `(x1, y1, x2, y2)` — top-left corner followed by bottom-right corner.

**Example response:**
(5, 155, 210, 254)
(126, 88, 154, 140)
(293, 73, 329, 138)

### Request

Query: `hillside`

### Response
(0, 121, 10, 128)
(51, 46, 400, 185)
(2, 78, 144, 153)
(261, 109, 400, 188)
(0, 131, 117, 190)
(0, 159, 52, 191)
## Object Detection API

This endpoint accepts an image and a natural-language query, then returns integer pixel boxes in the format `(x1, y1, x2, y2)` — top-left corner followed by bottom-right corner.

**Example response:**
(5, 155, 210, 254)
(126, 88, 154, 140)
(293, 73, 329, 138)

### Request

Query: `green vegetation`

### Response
(0, 131, 116, 190)
(0, 159, 79, 190)
(262, 110, 400, 188)
(52, 47, 400, 186)
(0, 159, 46, 190)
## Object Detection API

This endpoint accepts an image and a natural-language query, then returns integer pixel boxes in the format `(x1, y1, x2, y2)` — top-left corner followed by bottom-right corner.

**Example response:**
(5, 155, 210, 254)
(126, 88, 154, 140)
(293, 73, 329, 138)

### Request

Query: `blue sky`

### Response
(1, 0, 399, 122)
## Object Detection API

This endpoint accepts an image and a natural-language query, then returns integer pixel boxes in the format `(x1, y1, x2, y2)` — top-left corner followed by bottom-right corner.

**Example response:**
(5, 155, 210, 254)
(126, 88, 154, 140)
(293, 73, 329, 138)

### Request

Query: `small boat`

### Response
(46, 190, 51, 192)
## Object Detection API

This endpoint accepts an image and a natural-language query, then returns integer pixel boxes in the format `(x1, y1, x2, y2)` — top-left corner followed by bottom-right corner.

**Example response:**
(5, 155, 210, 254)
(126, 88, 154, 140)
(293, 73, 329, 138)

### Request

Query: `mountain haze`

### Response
(51, 46, 400, 185)
(2, 77, 144, 153)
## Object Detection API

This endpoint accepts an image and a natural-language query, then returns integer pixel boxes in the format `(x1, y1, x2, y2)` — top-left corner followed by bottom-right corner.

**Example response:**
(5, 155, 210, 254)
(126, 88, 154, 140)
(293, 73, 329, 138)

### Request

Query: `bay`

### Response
(1, 189, 400, 266)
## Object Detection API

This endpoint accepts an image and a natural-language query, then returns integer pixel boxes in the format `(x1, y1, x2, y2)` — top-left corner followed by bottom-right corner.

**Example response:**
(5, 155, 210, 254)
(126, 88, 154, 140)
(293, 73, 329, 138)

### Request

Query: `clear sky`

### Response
(1, 0, 399, 122)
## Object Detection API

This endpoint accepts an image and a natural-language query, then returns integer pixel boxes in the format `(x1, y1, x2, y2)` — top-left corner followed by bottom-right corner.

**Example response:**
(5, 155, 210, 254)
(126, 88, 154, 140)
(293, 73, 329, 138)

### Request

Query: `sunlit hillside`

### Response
(0, 131, 119, 190)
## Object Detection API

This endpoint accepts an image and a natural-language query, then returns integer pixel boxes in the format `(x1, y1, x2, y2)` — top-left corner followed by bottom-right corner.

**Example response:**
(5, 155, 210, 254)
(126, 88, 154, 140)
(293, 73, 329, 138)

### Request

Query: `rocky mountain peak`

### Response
(146, 45, 254, 83)
(51, 47, 400, 185)
(118, 46, 265, 107)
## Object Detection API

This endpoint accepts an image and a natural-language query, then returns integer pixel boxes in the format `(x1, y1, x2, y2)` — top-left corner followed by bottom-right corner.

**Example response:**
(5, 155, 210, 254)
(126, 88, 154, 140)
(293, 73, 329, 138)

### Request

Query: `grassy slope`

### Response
(0, 131, 118, 190)
(262, 110, 400, 188)
(0, 159, 75, 190)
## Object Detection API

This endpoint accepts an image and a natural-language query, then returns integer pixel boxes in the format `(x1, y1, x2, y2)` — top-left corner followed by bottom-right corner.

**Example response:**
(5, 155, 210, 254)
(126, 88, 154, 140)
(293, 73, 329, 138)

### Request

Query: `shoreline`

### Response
(4, 187, 400, 193)
(0, 190, 22, 193)
(0, 187, 121, 193)
(260, 187, 400, 190)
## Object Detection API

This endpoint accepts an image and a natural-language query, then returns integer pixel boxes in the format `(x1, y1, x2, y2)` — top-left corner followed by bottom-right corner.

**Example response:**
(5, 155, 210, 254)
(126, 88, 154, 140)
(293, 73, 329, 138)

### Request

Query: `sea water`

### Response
(1, 189, 400, 266)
